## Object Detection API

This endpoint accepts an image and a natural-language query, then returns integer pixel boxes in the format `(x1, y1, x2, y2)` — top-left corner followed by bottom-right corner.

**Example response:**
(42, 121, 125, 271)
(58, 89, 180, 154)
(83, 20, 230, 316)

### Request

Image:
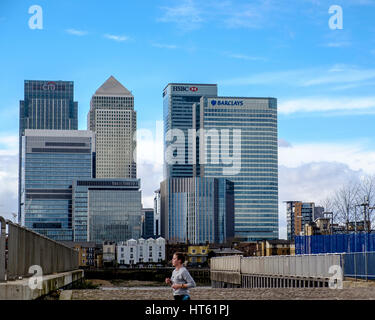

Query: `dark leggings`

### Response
(174, 295, 190, 301)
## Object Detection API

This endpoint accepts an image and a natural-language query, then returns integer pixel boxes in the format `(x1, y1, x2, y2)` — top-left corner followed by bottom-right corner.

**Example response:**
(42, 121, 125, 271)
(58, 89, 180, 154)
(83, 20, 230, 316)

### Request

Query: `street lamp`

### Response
(354, 204, 362, 233)
(323, 212, 334, 235)
(358, 197, 374, 233)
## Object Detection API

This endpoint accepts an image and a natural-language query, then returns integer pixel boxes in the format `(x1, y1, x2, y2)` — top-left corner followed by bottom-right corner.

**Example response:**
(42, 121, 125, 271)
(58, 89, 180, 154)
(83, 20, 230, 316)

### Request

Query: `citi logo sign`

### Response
(42, 81, 56, 91)
(190, 87, 198, 92)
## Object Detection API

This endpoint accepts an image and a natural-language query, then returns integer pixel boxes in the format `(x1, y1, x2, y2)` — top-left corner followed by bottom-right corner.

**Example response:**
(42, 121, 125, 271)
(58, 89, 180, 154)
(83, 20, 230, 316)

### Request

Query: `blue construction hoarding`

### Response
(295, 233, 375, 255)
(295, 234, 375, 279)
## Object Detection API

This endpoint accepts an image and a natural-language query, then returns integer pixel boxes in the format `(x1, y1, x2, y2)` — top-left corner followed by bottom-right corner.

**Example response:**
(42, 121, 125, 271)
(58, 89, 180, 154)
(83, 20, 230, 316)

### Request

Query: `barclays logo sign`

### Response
(211, 100, 243, 106)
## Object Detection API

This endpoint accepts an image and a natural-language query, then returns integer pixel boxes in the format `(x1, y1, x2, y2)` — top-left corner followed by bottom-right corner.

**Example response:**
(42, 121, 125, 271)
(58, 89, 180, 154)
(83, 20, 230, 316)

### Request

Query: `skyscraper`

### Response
(160, 177, 234, 244)
(162, 83, 279, 242)
(19, 80, 78, 222)
(20, 80, 78, 133)
(88, 76, 136, 178)
(141, 208, 155, 239)
(21, 129, 94, 241)
(163, 83, 217, 179)
(195, 96, 279, 241)
(72, 178, 142, 243)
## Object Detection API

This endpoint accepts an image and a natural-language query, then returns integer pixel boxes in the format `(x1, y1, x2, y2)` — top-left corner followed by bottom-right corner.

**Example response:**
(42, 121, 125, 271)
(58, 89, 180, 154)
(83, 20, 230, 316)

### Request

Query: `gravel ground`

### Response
(71, 286, 375, 300)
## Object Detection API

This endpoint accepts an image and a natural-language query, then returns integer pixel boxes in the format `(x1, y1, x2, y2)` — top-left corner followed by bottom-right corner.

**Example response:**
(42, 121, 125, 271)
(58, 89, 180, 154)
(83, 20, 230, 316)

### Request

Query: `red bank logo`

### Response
(42, 81, 56, 91)
(189, 87, 198, 92)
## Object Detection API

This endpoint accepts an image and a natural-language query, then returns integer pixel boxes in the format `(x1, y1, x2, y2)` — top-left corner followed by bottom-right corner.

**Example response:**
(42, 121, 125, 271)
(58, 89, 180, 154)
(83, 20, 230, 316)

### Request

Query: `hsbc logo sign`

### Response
(172, 86, 199, 93)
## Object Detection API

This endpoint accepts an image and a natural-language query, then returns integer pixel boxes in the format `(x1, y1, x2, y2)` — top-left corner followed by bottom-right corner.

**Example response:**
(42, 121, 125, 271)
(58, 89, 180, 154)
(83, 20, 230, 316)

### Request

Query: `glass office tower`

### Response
(141, 208, 155, 239)
(196, 97, 278, 241)
(72, 179, 142, 243)
(19, 80, 78, 223)
(21, 130, 93, 241)
(163, 83, 217, 179)
(160, 177, 234, 244)
(88, 76, 136, 179)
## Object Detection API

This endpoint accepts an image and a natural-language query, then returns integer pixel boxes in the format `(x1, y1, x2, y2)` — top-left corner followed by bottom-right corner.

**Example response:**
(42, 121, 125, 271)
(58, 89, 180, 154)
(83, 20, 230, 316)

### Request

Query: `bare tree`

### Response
(333, 181, 360, 230)
(318, 175, 375, 231)
(319, 196, 335, 213)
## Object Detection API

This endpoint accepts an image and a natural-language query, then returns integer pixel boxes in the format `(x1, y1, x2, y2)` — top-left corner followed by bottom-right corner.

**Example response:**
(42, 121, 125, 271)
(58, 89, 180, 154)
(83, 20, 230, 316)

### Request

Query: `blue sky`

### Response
(1, 0, 375, 238)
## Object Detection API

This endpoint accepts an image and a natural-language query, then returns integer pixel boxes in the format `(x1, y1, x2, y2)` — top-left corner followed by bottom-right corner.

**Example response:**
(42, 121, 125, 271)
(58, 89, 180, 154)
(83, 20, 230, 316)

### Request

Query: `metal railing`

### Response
(0, 216, 79, 282)
(211, 252, 375, 281)
(239, 254, 342, 279)
(210, 254, 241, 273)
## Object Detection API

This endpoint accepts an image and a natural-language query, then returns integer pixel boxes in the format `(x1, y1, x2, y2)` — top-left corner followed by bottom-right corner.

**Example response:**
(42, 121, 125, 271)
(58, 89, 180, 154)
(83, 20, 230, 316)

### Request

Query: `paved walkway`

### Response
(72, 286, 375, 300)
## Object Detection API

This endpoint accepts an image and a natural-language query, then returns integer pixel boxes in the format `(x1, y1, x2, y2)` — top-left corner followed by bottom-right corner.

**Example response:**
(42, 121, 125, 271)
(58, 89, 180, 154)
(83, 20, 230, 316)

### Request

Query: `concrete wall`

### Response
(0, 270, 84, 300)
(5, 220, 79, 280)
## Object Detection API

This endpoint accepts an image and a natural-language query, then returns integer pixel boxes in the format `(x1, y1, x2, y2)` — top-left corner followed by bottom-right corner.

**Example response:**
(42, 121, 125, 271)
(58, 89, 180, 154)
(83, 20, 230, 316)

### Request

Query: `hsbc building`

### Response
(163, 83, 218, 179)
(162, 83, 279, 242)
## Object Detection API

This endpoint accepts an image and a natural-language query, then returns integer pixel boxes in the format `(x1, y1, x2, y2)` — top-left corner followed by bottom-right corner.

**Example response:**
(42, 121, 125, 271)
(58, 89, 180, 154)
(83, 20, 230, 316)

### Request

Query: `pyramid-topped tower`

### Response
(88, 76, 136, 178)
(94, 75, 133, 96)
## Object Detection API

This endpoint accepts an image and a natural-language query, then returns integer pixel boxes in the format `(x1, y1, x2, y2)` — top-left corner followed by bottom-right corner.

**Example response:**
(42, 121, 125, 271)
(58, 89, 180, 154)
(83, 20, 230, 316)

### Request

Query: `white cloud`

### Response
(65, 29, 88, 36)
(0, 134, 18, 221)
(279, 96, 375, 114)
(329, 82, 375, 91)
(279, 140, 375, 174)
(223, 6, 265, 29)
(279, 162, 363, 203)
(157, 0, 203, 31)
(226, 53, 267, 61)
(278, 138, 292, 148)
(301, 66, 375, 87)
(0, 135, 18, 156)
(324, 41, 351, 48)
(157, 0, 373, 33)
(157, 0, 286, 31)
(152, 43, 178, 49)
(104, 34, 130, 42)
(222, 65, 375, 88)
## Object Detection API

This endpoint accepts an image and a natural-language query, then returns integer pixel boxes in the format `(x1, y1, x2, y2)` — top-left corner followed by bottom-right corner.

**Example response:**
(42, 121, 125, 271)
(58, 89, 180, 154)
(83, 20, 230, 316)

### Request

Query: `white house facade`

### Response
(116, 237, 165, 265)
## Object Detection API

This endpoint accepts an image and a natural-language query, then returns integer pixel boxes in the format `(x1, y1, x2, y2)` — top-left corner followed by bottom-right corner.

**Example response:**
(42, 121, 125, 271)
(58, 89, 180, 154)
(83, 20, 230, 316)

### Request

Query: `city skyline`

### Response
(1, 1, 375, 239)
